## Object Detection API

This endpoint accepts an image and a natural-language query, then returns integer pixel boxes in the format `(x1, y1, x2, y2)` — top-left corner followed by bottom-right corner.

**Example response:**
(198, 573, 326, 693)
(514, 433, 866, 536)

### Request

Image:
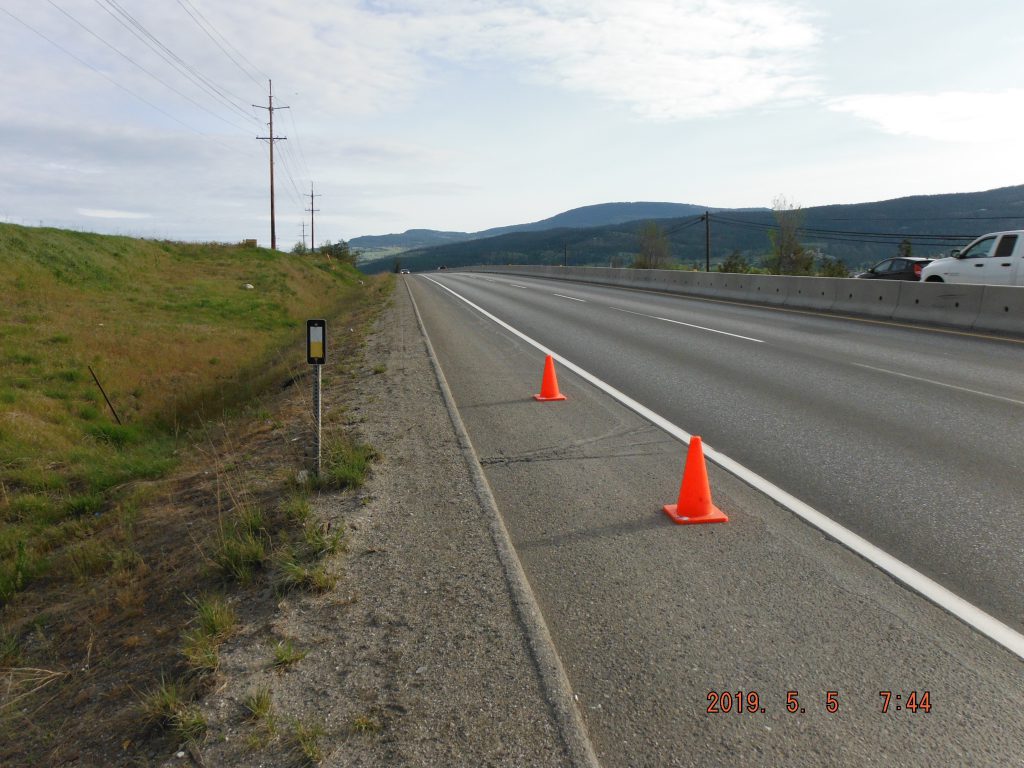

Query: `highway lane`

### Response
(407, 273, 1024, 766)
(422, 271, 1024, 632)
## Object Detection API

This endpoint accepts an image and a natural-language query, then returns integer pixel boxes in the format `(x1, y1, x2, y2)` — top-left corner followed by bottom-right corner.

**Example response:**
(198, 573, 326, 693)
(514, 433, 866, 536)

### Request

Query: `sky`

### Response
(2, 1, 1024, 247)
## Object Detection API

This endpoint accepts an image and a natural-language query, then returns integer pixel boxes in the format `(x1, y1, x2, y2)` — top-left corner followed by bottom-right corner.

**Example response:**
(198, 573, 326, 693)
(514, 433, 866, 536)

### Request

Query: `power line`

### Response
(0, 5, 244, 155)
(45, 0, 252, 134)
(178, 0, 270, 85)
(710, 214, 975, 244)
(93, 0, 258, 124)
(175, 0, 266, 87)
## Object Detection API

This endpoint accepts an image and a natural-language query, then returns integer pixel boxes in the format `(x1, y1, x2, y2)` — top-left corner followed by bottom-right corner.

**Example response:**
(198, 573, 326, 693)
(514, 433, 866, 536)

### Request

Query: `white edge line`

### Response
(553, 293, 586, 303)
(422, 274, 1024, 661)
(852, 362, 1024, 407)
(610, 306, 764, 344)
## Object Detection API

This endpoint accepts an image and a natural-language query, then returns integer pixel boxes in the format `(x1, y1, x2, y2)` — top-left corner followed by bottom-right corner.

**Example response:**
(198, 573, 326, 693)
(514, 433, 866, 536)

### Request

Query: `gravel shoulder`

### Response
(187, 280, 578, 766)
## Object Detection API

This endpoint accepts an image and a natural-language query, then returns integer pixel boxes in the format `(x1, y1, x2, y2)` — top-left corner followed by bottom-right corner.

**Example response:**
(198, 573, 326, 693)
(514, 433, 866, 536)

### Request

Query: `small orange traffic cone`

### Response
(663, 437, 728, 525)
(533, 355, 567, 401)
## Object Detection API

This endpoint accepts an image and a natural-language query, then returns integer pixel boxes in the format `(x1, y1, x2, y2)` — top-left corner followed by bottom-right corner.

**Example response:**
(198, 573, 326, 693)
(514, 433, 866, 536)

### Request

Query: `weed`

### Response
(314, 437, 376, 491)
(212, 523, 268, 584)
(280, 494, 311, 526)
(242, 686, 273, 724)
(303, 522, 344, 559)
(351, 713, 382, 734)
(372, 363, 386, 375)
(174, 705, 207, 744)
(140, 676, 207, 743)
(0, 541, 47, 603)
(182, 631, 220, 674)
(63, 493, 105, 518)
(271, 638, 307, 669)
(190, 594, 237, 640)
(67, 538, 112, 580)
(234, 502, 267, 538)
(86, 423, 139, 449)
(286, 718, 325, 765)
(181, 594, 235, 674)
(140, 675, 186, 727)
(275, 553, 336, 594)
(0, 628, 20, 664)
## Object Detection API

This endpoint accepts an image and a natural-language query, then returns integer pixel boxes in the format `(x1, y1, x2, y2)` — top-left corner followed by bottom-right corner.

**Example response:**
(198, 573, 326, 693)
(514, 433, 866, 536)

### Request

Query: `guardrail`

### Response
(460, 265, 1024, 337)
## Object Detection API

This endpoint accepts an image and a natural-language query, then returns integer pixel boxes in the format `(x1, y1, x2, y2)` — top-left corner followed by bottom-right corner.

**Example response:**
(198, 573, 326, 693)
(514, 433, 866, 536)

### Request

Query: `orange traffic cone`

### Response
(663, 437, 728, 525)
(533, 355, 567, 401)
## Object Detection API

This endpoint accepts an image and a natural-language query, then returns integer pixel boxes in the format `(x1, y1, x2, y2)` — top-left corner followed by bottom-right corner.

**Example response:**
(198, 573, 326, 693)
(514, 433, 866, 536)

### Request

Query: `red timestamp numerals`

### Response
(706, 691, 764, 714)
(704, 692, 839, 716)
(706, 690, 840, 714)
(879, 690, 931, 713)
(706, 690, 933, 714)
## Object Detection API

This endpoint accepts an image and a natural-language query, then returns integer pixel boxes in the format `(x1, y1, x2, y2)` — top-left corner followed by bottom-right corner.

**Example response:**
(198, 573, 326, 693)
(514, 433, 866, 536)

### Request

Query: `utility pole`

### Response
(704, 210, 711, 272)
(254, 80, 288, 250)
(306, 183, 321, 254)
(300, 221, 307, 252)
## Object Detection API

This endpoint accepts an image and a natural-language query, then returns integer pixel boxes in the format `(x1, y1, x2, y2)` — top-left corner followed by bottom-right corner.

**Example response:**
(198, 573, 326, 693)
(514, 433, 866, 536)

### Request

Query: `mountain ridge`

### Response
(358, 185, 1024, 274)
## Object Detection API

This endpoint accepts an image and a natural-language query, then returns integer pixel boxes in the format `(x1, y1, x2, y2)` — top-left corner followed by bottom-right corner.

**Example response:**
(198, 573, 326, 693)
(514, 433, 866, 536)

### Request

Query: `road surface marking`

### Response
(553, 293, 586, 302)
(852, 363, 1024, 407)
(421, 274, 1024, 661)
(610, 306, 764, 343)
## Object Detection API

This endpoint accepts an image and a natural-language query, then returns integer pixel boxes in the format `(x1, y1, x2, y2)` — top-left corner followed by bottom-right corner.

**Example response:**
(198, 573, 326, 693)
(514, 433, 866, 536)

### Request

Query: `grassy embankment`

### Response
(0, 223, 390, 762)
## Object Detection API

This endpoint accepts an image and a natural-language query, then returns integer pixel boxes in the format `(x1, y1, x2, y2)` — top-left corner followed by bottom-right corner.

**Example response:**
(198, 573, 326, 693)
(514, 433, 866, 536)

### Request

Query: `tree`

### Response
(633, 221, 670, 269)
(717, 250, 751, 273)
(290, 241, 307, 255)
(764, 196, 813, 275)
(898, 238, 912, 258)
(393, 259, 403, 273)
(317, 239, 357, 265)
(816, 254, 849, 277)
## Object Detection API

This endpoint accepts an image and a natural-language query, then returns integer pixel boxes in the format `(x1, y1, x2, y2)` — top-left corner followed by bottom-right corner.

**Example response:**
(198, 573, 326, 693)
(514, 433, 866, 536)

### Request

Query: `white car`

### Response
(920, 230, 1024, 285)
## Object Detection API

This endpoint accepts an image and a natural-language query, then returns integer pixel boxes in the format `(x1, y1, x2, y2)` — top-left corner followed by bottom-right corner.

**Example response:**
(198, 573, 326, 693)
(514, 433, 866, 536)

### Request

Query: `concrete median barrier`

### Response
(831, 280, 901, 319)
(784, 276, 840, 311)
(894, 282, 983, 330)
(972, 285, 1024, 335)
(464, 266, 1023, 337)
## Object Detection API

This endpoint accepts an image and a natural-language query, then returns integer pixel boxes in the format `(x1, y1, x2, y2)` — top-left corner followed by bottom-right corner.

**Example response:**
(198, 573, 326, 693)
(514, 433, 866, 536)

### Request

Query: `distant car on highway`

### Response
(921, 231, 1024, 285)
(399, 269, 410, 274)
(854, 257, 933, 281)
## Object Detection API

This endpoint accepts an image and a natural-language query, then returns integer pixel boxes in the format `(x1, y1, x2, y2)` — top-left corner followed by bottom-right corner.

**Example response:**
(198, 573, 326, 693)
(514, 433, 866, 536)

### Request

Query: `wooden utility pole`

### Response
(254, 80, 288, 249)
(704, 210, 711, 271)
(306, 183, 321, 254)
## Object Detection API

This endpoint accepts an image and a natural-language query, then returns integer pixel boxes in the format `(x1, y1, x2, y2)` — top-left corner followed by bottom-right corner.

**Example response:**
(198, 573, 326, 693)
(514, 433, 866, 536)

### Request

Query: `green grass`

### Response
(274, 550, 337, 594)
(140, 675, 207, 744)
(0, 222, 380, 604)
(271, 638, 307, 669)
(287, 718, 325, 765)
(242, 686, 273, 724)
(314, 437, 377, 491)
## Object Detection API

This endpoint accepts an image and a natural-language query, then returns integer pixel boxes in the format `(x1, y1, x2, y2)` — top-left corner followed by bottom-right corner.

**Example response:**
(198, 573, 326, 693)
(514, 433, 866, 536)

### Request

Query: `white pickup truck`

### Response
(920, 230, 1024, 285)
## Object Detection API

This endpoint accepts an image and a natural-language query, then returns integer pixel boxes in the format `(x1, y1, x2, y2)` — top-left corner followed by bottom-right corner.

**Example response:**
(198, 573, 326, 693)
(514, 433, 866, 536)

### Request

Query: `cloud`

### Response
(182, 0, 821, 121)
(828, 90, 1024, 143)
(403, 0, 821, 120)
(77, 208, 153, 219)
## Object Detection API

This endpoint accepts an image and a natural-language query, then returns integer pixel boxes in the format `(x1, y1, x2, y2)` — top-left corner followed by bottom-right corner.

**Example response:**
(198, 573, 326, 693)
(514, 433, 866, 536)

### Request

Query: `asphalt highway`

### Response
(407, 272, 1024, 767)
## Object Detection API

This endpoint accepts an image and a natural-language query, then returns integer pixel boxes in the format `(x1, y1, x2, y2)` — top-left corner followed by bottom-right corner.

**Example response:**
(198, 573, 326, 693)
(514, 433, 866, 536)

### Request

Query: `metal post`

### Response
(312, 363, 322, 476)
